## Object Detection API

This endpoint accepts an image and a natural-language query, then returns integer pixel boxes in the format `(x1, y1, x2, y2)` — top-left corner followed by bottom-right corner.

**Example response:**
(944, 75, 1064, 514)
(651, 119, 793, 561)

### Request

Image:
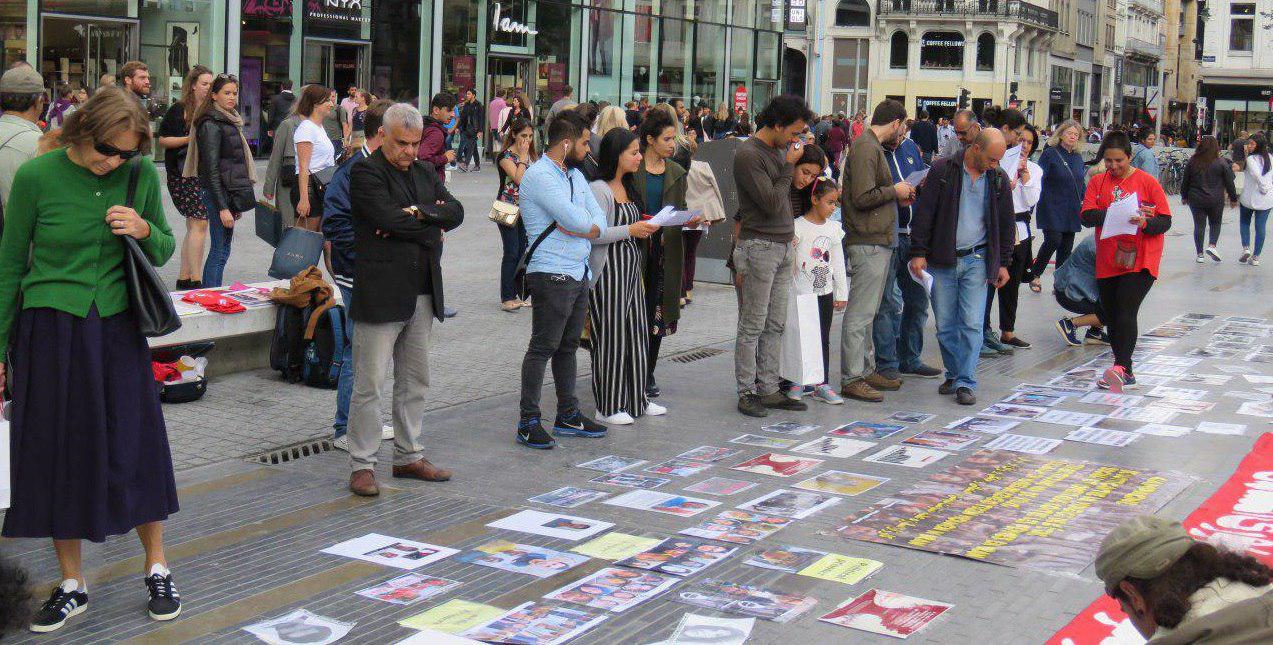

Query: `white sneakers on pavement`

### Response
(645, 402, 667, 416)
(596, 411, 635, 426)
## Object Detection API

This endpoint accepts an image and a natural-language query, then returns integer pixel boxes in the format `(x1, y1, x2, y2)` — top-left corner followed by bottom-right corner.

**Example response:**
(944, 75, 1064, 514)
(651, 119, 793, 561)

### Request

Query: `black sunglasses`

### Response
(94, 141, 143, 160)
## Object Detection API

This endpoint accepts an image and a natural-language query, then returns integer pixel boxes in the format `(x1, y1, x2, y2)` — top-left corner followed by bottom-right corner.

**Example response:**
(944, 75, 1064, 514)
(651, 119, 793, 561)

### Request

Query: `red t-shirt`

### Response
(1081, 168, 1171, 279)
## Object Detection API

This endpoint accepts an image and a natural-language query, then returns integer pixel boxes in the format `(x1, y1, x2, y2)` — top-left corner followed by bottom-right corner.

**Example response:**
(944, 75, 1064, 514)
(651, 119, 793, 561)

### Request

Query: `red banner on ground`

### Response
(1048, 433, 1273, 644)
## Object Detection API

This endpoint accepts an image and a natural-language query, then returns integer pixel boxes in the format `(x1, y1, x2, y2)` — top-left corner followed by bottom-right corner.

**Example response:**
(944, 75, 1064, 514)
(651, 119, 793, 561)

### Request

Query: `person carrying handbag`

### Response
(494, 117, 536, 312)
(0, 87, 183, 634)
(292, 85, 339, 233)
(184, 74, 256, 288)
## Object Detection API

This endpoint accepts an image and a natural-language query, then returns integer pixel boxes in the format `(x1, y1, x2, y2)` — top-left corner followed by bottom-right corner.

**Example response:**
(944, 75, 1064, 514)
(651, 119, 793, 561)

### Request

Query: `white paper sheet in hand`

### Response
(1015, 221, 1030, 243)
(648, 205, 698, 227)
(904, 168, 929, 186)
(908, 265, 934, 294)
(1000, 143, 1023, 180)
(1101, 194, 1141, 239)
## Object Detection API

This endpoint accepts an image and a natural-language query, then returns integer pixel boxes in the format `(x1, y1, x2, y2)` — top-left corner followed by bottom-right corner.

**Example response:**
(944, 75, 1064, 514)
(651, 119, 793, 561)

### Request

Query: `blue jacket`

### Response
(321, 146, 368, 288)
(1034, 145, 1086, 233)
(1053, 234, 1097, 304)
(883, 138, 928, 233)
(1131, 143, 1159, 180)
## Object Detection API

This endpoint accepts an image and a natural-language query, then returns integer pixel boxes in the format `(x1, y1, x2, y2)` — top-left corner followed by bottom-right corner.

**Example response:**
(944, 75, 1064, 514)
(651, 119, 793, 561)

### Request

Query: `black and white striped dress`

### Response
(589, 201, 649, 417)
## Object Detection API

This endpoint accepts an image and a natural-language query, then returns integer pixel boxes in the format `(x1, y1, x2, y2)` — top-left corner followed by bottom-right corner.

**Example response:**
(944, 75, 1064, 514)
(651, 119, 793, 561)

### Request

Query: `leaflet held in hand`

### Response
(1100, 193, 1141, 239)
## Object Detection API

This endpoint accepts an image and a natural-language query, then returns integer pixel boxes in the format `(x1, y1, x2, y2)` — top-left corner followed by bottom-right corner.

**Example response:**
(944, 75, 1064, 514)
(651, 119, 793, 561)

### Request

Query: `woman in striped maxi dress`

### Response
(587, 128, 663, 426)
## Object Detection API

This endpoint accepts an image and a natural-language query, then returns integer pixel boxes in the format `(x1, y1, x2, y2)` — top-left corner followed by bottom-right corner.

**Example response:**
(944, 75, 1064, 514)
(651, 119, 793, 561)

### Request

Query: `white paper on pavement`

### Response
(1000, 143, 1023, 180)
(395, 631, 481, 645)
(1066, 427, 1139, 447)
(1196, 421, 1247, 435)
(904, 168, 929, 186)
(981, 433, 1062, 454)
(908, 265, 934, 294)
(648, 205, 699, 227)
(670, 614, 755, 644)
(321, 534, 459, 570)
(1100, 193, 1141, 239)
(244, 609, 354, 645)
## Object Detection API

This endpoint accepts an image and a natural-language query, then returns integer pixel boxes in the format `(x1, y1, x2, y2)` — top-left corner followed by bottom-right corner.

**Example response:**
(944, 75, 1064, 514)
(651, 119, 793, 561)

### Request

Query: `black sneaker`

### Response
(738, 394, 768, 417)
(516, 417, 556, 449)
(553, 410, 608, 438)
(759, 392, 807, 411)
(1085, 328, 1110, 345)
(900, 363, 943, 378)
(30, 584, 87, 633)
(646, 376, 661, 399)
(938, 379, 956, 395)
(145, 571, 182, 621)
(955, 387, 977, 406)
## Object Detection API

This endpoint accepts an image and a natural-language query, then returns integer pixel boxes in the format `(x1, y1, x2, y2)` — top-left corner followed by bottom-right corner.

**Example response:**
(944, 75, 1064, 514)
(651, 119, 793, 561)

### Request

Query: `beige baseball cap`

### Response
(1095, 515, 1193, 593)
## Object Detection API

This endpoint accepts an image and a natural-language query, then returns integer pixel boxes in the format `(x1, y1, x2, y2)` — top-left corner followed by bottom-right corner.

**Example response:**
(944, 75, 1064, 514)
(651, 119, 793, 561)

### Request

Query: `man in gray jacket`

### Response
(839, 99, 914, 403)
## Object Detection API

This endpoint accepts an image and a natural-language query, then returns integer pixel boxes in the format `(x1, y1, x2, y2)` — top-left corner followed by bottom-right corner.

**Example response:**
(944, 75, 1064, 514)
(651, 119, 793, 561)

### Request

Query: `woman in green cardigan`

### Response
(631, 109, 699, 401)
(0, 88, 182, 633)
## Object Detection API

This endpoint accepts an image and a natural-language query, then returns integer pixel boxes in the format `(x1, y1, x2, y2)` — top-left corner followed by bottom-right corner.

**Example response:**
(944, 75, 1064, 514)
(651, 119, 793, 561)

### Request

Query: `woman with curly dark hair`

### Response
(1096, 516, 1273, 641)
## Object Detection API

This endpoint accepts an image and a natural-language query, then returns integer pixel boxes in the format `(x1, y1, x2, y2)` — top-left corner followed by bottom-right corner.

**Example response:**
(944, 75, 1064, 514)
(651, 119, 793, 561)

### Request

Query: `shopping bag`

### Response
(0, 405, 10, 510)
(268, 224, 325, 280)
(779, 292, 825, 386)
(255, 200, 283, 248)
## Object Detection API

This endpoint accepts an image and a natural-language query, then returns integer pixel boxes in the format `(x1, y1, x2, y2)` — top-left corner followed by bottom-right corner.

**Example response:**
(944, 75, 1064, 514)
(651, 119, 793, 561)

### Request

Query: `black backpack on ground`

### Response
(269, 303, 348, 389)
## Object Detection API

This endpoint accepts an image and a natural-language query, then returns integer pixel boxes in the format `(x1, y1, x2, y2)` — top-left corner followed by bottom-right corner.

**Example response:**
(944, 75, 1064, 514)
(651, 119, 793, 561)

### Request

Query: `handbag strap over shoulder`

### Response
(125, 157, 141, 208)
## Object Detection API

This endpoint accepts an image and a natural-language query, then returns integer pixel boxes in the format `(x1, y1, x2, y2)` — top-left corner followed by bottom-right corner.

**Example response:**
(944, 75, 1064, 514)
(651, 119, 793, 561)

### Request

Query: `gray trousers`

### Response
(734, 238, 794, 396)
(840, 244, 893, 383)
(348, 295, 434, 472)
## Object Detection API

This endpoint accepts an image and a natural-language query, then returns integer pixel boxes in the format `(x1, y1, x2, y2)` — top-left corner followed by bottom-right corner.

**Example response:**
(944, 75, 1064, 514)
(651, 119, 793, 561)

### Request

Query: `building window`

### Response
(1230, 3, 1254, 52)
(920, 31, 964, 70)
(835, 0, 870, 26)
(832, 38, 869, 115)
(889, 31, 908, 69)
(976, 33, 995, 71)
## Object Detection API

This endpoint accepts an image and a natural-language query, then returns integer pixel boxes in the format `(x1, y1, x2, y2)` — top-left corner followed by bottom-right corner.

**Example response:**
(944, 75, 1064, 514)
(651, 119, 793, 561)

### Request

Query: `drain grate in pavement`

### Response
(670, 347, 727, 364)
(250, 437, 333, 465)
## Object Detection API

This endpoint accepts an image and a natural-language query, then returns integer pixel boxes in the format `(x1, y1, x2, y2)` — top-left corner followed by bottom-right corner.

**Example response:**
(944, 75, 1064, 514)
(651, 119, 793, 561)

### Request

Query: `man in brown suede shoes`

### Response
(346, 103, 464, 496)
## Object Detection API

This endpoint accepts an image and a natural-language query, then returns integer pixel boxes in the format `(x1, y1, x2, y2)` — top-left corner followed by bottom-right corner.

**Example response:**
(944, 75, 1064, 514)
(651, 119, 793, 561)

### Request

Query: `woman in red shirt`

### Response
(1079, 131, 1172, 391)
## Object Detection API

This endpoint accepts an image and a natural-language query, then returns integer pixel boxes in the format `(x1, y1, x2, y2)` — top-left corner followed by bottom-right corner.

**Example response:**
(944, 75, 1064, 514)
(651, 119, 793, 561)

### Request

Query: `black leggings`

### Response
(1029, 230, 1075, 280)
(1097, 270, 1156, 372)
(1190, 204, 1223, 254)
(985, 238, 1033, 332)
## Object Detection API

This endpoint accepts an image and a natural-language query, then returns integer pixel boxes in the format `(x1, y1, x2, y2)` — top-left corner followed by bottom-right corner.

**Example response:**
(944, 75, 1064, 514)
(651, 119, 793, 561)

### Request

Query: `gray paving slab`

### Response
(3, 181, 1272, 643)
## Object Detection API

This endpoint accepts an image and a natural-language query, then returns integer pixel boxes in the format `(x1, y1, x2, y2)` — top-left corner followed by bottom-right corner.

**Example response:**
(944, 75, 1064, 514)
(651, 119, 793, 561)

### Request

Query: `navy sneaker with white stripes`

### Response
(145, 567, 182, 621)
(29, 582, 87, 633)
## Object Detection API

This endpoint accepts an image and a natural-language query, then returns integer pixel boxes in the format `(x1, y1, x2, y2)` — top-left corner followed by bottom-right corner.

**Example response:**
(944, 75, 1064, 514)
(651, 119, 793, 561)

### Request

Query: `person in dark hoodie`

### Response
(186, 74, 256, 288)
(1181, 135, 1238, 263)
(322, 100, 392, 451)
(418, 92, 457, 183)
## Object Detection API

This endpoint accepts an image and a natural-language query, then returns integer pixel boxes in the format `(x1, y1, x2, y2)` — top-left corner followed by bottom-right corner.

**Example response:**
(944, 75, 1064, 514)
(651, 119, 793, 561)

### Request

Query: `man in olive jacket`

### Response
(838, 99, 915, 403)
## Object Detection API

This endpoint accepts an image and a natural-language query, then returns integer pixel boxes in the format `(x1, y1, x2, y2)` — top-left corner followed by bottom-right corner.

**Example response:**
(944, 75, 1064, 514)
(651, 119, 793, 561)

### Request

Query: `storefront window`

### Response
(920, 31, 963, 69)
(755, 31, 779, 80)
(696, 0, 727, 22)
(491, 0, 530, 48)
(0, 1, 27, 70)
(587, 3, 622, 103)
(534, 0, 573, 114)
(657, 17, 690, 102)
(442, 0, 479, 93)
(40, 14, 135, 97)
(42, 0, 127, 17)
(241, 0, 293, 146)
(633, 0, 654, 101)
(372, 0, 421, 101)
(732, 0, 755, 28)
(139, 1, 216, 113)
(693, 22, 723, 106)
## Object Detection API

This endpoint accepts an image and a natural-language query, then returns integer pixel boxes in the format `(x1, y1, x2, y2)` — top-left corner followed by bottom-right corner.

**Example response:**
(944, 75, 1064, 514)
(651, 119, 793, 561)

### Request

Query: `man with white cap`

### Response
(1095, 515, 1273, 643)
(0, 64, 45, 214)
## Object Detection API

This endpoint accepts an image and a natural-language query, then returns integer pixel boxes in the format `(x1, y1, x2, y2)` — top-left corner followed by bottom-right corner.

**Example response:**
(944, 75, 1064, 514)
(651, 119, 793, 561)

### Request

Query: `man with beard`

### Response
(515, 110, 609, 449)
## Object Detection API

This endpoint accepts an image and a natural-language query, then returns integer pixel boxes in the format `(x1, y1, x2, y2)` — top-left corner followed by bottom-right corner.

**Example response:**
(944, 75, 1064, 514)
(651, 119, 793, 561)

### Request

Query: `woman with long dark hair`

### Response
(789, 144, 828, 220)
(1079, 131, 1172, 392)
(1181, 135, 1238, 263)
(0, 88, 181, 633)
(1028, 120, 1086, 292)
(986, 123, 1044, 349)
(1238, 133, 1273, 266)
(496, 117, 536, 311)
(185, 74, 256, 288)
(292, 84, 337, 229)
(158, 65, 212, 289)
(587, 128, 660, 424)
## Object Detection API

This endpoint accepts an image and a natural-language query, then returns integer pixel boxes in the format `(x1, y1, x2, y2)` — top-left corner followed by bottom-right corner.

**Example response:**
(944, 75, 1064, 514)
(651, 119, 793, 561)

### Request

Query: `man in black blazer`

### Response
(346, 103, 464, 497)
(266, 80, 295, 154)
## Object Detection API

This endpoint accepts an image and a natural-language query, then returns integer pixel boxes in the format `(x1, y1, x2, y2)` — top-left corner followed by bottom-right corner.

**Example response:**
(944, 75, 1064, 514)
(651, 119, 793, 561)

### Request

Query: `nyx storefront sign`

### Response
(307, 0, 371, 38)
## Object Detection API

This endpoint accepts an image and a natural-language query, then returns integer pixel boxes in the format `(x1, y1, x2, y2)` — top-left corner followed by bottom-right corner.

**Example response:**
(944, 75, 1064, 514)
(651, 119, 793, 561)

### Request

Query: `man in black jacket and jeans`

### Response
(346, 103, 464, 496)
(456, 88, 484, 172)
(909, 128, 1014, 405)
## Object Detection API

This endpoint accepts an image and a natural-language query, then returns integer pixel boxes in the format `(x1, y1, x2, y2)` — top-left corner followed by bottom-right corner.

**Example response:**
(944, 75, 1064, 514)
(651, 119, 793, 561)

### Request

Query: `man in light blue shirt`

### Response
(516, 111, 609, 449)
(956, 165, 988, 249)
(1131, 130, 1159, 180)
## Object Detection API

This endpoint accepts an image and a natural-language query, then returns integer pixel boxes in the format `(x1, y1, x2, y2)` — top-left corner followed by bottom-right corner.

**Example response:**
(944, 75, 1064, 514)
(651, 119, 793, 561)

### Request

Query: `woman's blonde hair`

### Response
(60, 87, 152, 152)
(715, 102, 731, 122)
(595, 105, 627, 136)
(1048, 120, 1083, 149)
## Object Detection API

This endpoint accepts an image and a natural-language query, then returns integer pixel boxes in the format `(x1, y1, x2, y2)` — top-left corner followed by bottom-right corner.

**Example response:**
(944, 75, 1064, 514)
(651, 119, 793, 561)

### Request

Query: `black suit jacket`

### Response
(349, 150, 464, 323)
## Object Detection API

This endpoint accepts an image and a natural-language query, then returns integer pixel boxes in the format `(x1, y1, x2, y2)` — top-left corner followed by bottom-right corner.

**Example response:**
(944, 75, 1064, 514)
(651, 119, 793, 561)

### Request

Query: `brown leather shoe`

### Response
(841, 379, 884, 402)
(349, 469, 380, 496)
(392, 458, 452, 482)
(865, 372, 902, 391)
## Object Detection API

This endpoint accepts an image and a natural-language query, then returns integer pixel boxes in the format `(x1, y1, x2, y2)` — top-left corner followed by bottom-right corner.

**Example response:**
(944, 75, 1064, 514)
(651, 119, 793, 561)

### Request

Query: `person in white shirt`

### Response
(792, 177, 849, 405)
(985, 122, 1043, 349)
(292, 84, 338, 227)
(1238, 133, 1273, 267)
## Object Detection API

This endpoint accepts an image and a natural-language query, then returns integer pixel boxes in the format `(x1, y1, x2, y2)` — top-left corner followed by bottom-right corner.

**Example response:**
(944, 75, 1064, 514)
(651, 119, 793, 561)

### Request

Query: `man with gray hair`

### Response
(0, 64, 45, 224)
(346, 102, 464, 496)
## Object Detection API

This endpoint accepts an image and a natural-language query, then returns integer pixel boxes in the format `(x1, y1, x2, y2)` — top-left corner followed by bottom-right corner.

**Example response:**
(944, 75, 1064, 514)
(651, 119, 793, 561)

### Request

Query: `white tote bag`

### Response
(779, 292, 825, 386)
(0, 405, 10, 510)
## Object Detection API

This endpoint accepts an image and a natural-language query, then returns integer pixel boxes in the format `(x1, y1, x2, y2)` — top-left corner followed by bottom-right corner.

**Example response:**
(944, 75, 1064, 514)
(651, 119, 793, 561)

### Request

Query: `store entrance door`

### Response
(488, 56, 532, 127)
(40, 14, 138, 93)
(303, 39, 369, 92)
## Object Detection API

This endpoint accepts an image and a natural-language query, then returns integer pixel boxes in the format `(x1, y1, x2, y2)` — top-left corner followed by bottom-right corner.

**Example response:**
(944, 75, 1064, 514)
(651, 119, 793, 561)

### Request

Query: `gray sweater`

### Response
(588, 180, 638, 287)
(734, 136, 795, 243)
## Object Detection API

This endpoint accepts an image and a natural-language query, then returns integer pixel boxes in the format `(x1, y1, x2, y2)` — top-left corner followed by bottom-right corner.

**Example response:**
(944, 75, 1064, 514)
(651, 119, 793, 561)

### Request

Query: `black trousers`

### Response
(985, 237, 1033, 332)
(1097, 270, 1156, 372)
(1029, 230, 1075, 280)
(519, 273, 590, 418)
(1190, 204, 1224, 254)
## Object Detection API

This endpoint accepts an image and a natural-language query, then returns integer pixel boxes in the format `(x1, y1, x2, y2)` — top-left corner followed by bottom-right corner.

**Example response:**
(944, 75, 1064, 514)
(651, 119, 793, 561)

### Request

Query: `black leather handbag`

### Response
(120, 159, 182, 337)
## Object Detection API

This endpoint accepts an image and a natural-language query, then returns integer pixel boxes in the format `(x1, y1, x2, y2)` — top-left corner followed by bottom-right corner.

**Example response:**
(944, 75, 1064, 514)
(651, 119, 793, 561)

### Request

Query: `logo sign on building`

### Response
(244, 0, 293, 18)
(1202, 55, 1216, 63)
(785, 0, 807, 31)
(492, 2, 538, 35)
(734, 85, 748, 112)
(306, 0, 369, 25)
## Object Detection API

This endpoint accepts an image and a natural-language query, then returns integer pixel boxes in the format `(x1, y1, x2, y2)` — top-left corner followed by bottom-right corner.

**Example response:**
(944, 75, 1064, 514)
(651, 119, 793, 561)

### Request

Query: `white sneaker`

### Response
(596, 411, 635, 425)
(332, 435, 349, 452)
(1254, 257, 1262, 267)
(1240, 249, 1252, 264)
(645, 402, 668, 416)
(381, 425, 394, 441)
(1206, 246, 1222, 262)
(1196, 254, 1205, 263)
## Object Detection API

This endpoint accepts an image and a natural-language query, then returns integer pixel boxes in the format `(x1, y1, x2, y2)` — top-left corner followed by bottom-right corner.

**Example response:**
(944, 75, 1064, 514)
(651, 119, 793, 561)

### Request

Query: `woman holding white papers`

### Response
(1079, 132, 1172, 392)
(988, 123, 1044, 349)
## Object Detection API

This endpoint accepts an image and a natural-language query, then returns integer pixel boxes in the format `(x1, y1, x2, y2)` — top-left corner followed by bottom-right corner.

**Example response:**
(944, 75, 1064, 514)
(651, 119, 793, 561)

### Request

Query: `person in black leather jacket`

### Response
(186, 74, 256, 287)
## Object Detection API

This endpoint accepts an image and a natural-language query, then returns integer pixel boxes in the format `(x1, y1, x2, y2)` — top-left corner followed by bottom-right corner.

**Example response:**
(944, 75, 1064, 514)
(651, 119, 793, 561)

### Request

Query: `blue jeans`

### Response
(497, 220, 528, 302)
(458, 132, 480, 168)
(873, 234, 930, 373)
(333, 284, 356, 438)
(929, 252, 988, 391)
(201, 190, 233, 288)
(1240, 206, 1271, 256)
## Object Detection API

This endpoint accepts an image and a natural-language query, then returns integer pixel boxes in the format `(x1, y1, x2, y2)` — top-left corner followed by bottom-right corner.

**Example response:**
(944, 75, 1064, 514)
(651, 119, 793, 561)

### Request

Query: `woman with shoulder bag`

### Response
(0, 87, 182, 633)
(495, 117, 536, 312)
(157, 65, 212, 290)
(292, 84, 338, 232)
(587, 128, 660, 425)
(1028, 119, 1086, 292)
(185, 74, 256, 288)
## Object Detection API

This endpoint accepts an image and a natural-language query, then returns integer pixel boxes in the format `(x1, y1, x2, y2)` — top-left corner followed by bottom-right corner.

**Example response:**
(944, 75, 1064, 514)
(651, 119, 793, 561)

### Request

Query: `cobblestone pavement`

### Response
(3, 171, 1271, 644)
